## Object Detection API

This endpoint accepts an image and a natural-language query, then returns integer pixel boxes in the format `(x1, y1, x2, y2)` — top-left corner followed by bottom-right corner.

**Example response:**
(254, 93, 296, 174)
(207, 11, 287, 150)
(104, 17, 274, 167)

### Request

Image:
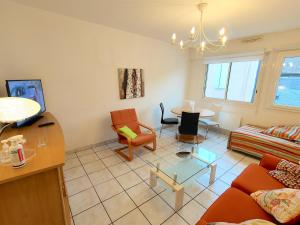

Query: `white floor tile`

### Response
(103, 192, 136, 222)
(220, 172, 237, 185)
(195, 189, 218, 209)
(64, 166, 86, 182)
(108, 162, 131, 177)
(162, 213, 188, 225)
(66, 152, 77, 160)
(215, 166, 227, 178)
(95, 179, 123, 201)
(139, 196, 174, 225)
(88, 168, 114, 185)
(183, 178, 205, 197)
(78, 153, 99, 164)
(96, 149, 115, 159)
(102, 155, 123, 167)
(140, 152, 160, 162)
(148, 179, 167, 194)
(64, 158, 81, 170)
(107, 142, 125, 149)
(215, 158, 235, 170)
(76, 149, 94, 157)
(208, 179, 230, 195)
(94, 145, 110, 152)
(159, 189, 191, 210)
(126, 182, 156, 206)
(66, 175, 92, 196)
(229, 163, 247, 176)
(69, 188, 100, 215)
(117, 171, 143, 189)
(73, 204, 110, 225)
(125, 157, 146, 169)
(134, 165, 152, 180)
(178, 200, 205, 225)
(83, 160, 106, 174)
(195, 173, 211, 187)
(113, 208, 150, 225)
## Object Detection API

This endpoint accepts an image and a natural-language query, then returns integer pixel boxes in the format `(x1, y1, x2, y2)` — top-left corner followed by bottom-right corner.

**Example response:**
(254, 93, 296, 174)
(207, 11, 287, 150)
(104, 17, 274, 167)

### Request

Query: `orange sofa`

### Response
(197, 154, 291, 225)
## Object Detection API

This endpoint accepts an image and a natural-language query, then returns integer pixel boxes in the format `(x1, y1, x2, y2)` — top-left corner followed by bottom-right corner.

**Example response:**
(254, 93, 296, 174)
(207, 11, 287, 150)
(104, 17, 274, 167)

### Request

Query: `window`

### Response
(205, 63, 230, 99)
(204, 60, 260, 103)
(274, 56, 300, 108)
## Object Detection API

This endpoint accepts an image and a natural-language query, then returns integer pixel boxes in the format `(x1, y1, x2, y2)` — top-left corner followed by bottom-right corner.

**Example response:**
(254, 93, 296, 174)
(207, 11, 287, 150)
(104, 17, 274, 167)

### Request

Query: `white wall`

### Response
(0, 0, 189, 151)
(188, 29, 300, 127)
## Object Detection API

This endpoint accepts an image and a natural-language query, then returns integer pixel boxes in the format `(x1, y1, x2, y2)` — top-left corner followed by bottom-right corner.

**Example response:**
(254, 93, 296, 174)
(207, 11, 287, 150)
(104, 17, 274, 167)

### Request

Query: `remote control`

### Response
(38, 122, 55, 127)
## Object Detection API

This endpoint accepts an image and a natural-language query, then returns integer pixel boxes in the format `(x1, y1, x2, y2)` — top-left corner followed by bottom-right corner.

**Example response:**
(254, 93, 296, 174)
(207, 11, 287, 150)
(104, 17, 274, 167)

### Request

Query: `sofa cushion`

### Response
(232, 164, 285, 195)
(196, 188, 275, 225)
(276, 159, 300, 177)
(269, 170, 300, 189)
(251, 188, 300, 225)
(262, 125, 300, 142)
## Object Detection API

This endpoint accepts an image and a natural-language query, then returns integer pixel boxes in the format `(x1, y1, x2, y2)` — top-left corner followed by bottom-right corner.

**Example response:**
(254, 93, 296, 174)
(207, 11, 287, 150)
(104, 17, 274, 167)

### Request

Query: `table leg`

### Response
(209, 163, 217, 185)
(175, 186, 184, 211)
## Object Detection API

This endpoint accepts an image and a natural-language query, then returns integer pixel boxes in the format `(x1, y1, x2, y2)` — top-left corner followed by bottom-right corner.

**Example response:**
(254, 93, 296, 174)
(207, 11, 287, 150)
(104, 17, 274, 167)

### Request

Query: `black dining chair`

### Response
(159, 103, 179, 137)
(177, 111, 200, 145)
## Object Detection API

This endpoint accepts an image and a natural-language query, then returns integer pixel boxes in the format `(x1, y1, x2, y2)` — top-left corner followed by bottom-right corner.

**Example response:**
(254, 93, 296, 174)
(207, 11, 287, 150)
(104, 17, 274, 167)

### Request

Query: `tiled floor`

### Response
(64, 127, 259, 225)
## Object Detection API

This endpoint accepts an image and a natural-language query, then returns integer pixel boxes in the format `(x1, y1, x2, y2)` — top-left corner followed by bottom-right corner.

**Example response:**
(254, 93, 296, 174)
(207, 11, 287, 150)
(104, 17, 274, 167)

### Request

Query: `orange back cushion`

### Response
(110, 109, 141, 136)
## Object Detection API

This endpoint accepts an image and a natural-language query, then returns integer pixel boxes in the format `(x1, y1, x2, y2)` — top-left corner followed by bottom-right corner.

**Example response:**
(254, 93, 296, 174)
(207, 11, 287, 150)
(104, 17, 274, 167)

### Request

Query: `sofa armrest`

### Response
(259, 154, 281, 170)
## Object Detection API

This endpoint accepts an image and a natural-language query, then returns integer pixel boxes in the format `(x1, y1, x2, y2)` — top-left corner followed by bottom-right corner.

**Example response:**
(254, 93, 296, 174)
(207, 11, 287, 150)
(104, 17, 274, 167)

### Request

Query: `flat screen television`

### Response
(6, 79, 46, 127)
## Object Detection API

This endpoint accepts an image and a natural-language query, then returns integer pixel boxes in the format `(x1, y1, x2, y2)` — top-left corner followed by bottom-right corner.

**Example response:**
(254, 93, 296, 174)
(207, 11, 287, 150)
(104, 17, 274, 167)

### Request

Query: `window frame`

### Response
(270, 49, 300, 112)
(203, 59, 261, 104)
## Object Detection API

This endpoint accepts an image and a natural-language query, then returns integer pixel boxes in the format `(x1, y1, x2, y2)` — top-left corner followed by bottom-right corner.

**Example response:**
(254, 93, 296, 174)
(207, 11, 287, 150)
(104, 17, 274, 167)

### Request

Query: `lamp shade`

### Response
(0, 97, 41, 123)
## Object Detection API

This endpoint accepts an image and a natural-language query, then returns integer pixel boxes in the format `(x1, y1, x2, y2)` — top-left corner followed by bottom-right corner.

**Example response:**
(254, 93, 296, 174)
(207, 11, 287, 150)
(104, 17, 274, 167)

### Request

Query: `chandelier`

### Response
(171, 2, 227, 52)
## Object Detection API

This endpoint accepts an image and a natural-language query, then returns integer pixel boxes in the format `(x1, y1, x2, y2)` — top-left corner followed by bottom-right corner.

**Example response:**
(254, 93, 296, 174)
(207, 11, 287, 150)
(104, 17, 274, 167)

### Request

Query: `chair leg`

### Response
(153, 138, 157, 150)
(128, 144, 134, 161)
(159, 124, 164, 137)
(205, 126, 209, 139)
(193, 136, 197, 148)
(115, 145, 133, 161)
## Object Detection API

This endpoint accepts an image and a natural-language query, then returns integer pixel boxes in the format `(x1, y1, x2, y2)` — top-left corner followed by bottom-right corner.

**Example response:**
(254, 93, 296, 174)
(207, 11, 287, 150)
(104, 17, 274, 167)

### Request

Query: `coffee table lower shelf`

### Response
(149, 160, 217, 211)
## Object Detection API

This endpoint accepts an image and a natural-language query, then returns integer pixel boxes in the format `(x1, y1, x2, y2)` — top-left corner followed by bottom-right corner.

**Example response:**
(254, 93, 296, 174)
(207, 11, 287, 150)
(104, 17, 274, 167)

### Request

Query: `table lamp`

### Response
(0, 97, 41, 136)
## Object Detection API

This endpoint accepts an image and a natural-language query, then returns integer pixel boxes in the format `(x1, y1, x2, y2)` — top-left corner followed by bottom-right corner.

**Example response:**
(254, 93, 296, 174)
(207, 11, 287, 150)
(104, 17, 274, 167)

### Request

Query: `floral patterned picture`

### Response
(118, 68, 145, 99)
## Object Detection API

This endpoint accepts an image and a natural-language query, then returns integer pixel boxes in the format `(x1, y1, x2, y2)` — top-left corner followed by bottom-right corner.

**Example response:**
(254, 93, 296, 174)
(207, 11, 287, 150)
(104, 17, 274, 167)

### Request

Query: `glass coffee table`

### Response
(147, 147, 220, 211)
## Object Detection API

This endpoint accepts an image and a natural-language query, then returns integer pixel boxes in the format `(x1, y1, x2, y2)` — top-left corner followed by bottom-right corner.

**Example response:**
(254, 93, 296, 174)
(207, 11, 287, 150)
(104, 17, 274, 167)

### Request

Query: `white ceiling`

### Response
(11, 0, 300, 42)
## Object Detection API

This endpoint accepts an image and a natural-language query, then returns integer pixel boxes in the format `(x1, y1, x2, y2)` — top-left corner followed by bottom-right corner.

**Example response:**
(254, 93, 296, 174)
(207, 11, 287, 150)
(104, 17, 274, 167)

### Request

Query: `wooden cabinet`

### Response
(0, 112, 70, 225)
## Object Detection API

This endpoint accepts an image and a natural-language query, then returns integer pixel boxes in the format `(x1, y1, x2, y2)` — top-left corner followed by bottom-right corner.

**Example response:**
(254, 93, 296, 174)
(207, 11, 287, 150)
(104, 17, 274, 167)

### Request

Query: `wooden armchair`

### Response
(110, 108, 156, 161)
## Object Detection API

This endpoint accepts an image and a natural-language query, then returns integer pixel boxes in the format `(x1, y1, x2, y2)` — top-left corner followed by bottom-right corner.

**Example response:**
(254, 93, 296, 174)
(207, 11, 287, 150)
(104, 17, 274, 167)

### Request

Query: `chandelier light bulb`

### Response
(179, 40, 184, 49)
(190, 26, 196, 39)
(221, 36, 228, 45)
(171, 33, 176, 44)
(219, 27, 225, 36)
(201, 41, 206, 51)
(171, 33, 176, 40)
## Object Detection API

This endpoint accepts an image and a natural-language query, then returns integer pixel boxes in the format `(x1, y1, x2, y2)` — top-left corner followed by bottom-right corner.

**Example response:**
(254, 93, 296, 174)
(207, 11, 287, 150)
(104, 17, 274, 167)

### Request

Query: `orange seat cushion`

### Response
(232, 164, 285, 195)
(120, 133, 155, 146)
(196, 187, 275, 225)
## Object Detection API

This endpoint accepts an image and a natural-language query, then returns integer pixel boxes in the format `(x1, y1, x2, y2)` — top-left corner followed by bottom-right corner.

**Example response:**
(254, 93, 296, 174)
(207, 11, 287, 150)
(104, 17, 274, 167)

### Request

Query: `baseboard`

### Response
(67, 137, 119, 154)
